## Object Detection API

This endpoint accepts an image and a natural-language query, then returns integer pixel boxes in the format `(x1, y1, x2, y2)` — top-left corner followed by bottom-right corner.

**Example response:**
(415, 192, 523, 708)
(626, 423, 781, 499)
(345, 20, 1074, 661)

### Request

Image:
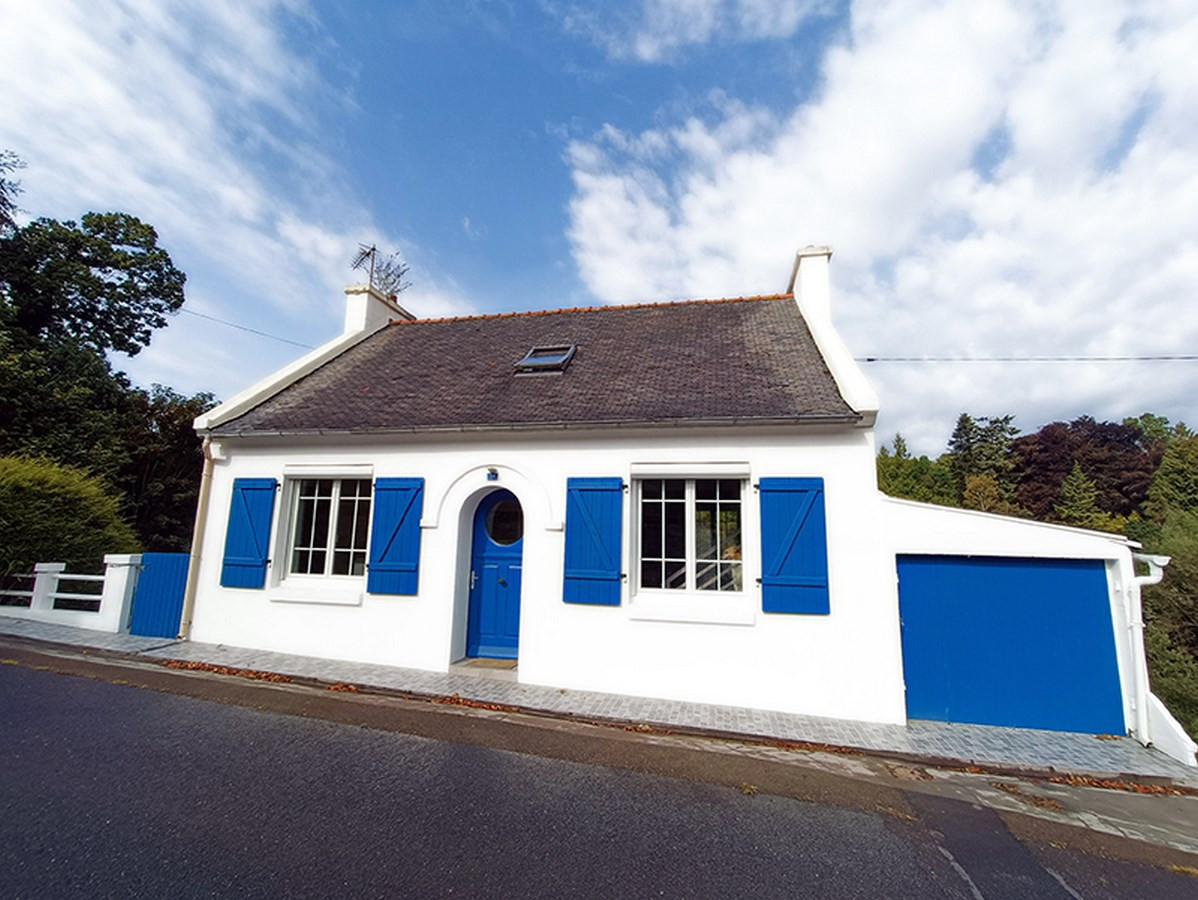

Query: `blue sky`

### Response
(2, 0, 1196, 454)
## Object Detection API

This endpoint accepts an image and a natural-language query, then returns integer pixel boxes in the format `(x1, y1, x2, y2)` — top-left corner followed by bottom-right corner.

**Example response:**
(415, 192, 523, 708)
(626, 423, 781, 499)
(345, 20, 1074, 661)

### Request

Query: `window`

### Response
(638, 478, 743, 593)
(288, 478, 372, 577)
(514, 344, 576, 373)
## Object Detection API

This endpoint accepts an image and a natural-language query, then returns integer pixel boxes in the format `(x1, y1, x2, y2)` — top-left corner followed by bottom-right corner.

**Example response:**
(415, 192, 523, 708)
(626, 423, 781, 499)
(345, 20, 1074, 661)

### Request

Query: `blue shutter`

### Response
(759, 477, 830, 614)
(220, 478, 277, 589)
(367, 478, 424, 595)
(563, 477, 623, 605)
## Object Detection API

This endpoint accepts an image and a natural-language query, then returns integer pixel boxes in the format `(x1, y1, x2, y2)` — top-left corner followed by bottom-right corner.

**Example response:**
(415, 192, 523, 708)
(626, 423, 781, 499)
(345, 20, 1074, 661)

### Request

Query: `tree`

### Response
(117, 385, 216, 551)
(0, 150, 204, 551)
(0, 150, 23, 233)
(1013, 416, 1158, 520)
(0, 456, 139, 580)
(0, 211, 186, 355)
(876, 434, 956, 506)
(1146, 435, 1198, 519)
(947, 413, 1020, 505)
(1053, 462, 1124, 532)
(1124, 412, 1191, 447)
(0, 324, 131, 482)
(962, 474, 1022, 515)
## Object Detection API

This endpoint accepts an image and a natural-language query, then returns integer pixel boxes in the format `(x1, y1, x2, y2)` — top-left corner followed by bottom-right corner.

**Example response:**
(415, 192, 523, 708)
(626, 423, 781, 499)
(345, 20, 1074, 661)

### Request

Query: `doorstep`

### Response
(448, 657, 519, 682)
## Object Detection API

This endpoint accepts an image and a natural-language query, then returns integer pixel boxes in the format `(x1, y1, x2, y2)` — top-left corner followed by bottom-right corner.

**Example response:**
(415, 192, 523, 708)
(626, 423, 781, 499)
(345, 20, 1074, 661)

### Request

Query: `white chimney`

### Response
(787, 245, 833, 323)
(343, 283, 414, 334)
(784, 244, 879, 424)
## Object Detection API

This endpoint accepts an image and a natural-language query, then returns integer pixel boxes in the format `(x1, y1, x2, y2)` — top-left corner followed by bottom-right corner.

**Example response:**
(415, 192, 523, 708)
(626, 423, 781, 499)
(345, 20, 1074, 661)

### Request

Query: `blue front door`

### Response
(466, 490, 524, 659)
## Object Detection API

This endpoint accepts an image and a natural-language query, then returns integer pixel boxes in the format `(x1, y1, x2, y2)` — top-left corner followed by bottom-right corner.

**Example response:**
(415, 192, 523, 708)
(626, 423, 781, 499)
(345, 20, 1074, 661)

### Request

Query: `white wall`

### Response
(190, 425, 907, 725)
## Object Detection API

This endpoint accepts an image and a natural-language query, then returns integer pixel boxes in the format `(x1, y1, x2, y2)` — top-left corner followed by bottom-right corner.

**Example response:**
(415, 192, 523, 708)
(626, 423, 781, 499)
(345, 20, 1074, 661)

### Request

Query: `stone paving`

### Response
(3, 614, 1195, 783)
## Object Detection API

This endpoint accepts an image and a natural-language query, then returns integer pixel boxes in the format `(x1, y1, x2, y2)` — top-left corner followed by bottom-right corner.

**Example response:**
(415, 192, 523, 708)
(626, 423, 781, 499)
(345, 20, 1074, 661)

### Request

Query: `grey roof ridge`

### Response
(385, 291, 795, 327)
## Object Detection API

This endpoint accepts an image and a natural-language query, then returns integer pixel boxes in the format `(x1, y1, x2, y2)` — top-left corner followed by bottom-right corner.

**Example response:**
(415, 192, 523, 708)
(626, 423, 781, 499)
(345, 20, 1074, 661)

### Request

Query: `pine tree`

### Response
(1055, 462, 1105, 529)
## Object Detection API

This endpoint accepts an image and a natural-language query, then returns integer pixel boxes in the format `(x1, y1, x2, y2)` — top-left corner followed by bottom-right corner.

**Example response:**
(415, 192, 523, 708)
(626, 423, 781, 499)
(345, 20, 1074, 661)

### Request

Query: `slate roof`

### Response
(211, 294, 858, 436)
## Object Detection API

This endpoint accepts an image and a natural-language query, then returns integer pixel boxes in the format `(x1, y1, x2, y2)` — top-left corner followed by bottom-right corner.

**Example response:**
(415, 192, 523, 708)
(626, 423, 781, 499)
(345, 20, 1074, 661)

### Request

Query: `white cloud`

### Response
(566, 0, 1198, 453)
(558, 0, 828, 62)
(0, 0, 473, 401)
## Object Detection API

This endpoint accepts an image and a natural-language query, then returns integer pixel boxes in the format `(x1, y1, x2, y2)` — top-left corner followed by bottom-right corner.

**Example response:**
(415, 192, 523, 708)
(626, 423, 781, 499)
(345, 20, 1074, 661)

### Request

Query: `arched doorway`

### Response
(466, 489, 524, 659)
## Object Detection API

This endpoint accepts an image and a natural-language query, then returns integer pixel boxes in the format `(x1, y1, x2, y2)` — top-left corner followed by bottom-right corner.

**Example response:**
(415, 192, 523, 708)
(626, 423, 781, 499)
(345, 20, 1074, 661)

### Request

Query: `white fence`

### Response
(0, 554, 142, 634)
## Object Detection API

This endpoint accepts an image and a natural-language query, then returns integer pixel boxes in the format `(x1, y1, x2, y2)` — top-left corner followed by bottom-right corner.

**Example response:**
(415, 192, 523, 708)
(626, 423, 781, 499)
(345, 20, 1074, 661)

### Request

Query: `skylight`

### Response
(514, 344, 576, 374)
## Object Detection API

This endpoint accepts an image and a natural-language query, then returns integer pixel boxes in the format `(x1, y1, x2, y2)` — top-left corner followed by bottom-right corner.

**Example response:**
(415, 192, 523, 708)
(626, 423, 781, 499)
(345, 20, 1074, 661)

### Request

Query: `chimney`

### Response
(343, 283, 414, 334)
(787, 245, 833, 323)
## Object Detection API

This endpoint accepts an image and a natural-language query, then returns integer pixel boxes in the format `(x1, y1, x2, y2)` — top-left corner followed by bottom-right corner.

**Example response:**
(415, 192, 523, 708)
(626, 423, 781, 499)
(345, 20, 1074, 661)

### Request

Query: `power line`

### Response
(179, 308, 314, 349)
(857, 354, 1198, 363)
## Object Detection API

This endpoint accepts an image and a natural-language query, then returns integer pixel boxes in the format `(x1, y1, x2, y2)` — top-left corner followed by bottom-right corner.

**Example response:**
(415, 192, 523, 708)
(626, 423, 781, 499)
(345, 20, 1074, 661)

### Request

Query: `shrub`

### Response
(0, 456, 139, 579)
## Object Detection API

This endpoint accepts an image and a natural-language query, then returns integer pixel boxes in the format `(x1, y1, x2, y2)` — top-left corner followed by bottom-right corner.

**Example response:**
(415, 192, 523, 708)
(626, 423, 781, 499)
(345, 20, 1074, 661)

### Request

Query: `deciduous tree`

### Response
(0, 212, 186, 356)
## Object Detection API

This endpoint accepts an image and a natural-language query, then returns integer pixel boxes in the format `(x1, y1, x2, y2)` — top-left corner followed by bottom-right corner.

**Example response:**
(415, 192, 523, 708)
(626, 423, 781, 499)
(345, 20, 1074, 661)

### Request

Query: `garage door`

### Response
(896, 555, 1125, 734)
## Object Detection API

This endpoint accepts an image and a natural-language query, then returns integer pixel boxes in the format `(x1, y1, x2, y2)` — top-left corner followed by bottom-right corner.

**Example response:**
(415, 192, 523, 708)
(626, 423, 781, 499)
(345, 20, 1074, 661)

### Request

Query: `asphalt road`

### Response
(1, 656, 1195, 899)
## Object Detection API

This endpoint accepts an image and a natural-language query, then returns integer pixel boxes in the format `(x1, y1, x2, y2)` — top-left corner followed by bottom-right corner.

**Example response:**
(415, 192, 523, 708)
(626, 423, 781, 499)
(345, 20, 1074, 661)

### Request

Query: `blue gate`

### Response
(128, 552, 190, 638)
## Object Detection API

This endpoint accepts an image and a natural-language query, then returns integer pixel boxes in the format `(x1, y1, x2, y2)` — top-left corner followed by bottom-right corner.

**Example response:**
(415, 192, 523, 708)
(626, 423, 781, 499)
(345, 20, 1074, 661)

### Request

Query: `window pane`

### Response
(663, 479, 685, 500)
(311, 498, 331, 549)
(664, 502, 686, 559)
(345, 479, 371, 499)
(349, 553, 366, 577)
(353, 499, 371, 547)
(291, 549, 310, 574)
(310, 550, 326, 573)
(642, 478, 662, 499)
(718, 479, 740, 500)
(331, 550, 350, 576)
(695, 479, 717, 500)
(694, 504, 716, 559)
(485, 499, 523, 545)
(641, 501, 662, 558)
(335, 498, 357, 549)
(721, 563, 744, 592)
(720, 508, 742, 561)
(664, 560, 686, 590)
(293, 498, 315, 549)
(641, 560, 661, 589)
(695, 560, 719, 591)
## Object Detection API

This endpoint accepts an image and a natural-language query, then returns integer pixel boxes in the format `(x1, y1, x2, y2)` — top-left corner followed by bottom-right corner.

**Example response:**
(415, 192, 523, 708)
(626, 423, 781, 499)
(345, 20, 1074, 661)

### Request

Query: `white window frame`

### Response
(268, 465, 374, 606)
(628, 465, 757, 626)
(285, 477, 373, 579)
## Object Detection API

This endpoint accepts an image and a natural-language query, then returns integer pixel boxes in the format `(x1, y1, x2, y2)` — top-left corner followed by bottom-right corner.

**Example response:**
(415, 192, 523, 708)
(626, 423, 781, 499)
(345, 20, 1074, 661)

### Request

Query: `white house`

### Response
(183, 247, 1195, 766)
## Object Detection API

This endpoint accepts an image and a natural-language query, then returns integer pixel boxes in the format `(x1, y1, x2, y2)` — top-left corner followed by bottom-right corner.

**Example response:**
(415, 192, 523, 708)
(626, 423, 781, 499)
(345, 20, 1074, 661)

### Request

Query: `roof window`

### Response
(514, 344, 576, 374)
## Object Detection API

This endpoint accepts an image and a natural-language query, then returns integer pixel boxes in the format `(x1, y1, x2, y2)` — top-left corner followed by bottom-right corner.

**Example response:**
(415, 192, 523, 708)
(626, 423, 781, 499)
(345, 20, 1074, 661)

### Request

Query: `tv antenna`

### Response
(351, 243, 412, 297)
(351, 243, 378, 287)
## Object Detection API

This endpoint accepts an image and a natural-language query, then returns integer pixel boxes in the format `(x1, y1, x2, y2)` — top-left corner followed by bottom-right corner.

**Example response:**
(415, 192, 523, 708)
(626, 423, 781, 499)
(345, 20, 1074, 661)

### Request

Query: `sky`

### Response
(1, 0, 1195, 455)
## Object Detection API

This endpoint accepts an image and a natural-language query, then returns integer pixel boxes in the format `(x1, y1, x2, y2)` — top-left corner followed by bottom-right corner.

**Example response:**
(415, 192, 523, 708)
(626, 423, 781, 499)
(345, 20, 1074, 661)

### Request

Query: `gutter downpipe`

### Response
(1128, 552, 1170, 744)
(178, 436, 216, 639)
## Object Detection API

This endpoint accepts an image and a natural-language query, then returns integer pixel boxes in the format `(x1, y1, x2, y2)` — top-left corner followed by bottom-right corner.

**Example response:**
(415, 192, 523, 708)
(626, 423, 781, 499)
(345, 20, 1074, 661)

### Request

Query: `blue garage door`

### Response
(897, 555, 1125, 734)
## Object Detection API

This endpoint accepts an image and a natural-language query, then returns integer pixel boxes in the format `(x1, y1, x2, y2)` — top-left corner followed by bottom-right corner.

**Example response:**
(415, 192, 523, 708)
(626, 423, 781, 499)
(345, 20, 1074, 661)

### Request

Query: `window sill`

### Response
(268, 585, 364, 607)
(628, 594, 756, 626)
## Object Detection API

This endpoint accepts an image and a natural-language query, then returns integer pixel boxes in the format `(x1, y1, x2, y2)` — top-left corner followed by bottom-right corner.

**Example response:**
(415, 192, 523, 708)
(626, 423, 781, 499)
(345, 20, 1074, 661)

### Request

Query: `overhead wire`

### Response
(179, 307, 315, 349)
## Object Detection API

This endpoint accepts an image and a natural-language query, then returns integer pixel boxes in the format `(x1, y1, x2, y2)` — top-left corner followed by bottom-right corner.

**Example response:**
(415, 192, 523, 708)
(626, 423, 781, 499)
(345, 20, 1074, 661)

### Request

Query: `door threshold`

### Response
(449, 657, 519, 682)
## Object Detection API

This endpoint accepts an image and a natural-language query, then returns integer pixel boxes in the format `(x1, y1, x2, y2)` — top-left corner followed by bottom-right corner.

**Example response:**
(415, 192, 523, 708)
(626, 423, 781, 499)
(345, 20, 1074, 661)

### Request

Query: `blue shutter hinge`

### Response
(621, 572, 627, 581)
(623, 484, 629, 493)
(752, 482, 759, 491)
